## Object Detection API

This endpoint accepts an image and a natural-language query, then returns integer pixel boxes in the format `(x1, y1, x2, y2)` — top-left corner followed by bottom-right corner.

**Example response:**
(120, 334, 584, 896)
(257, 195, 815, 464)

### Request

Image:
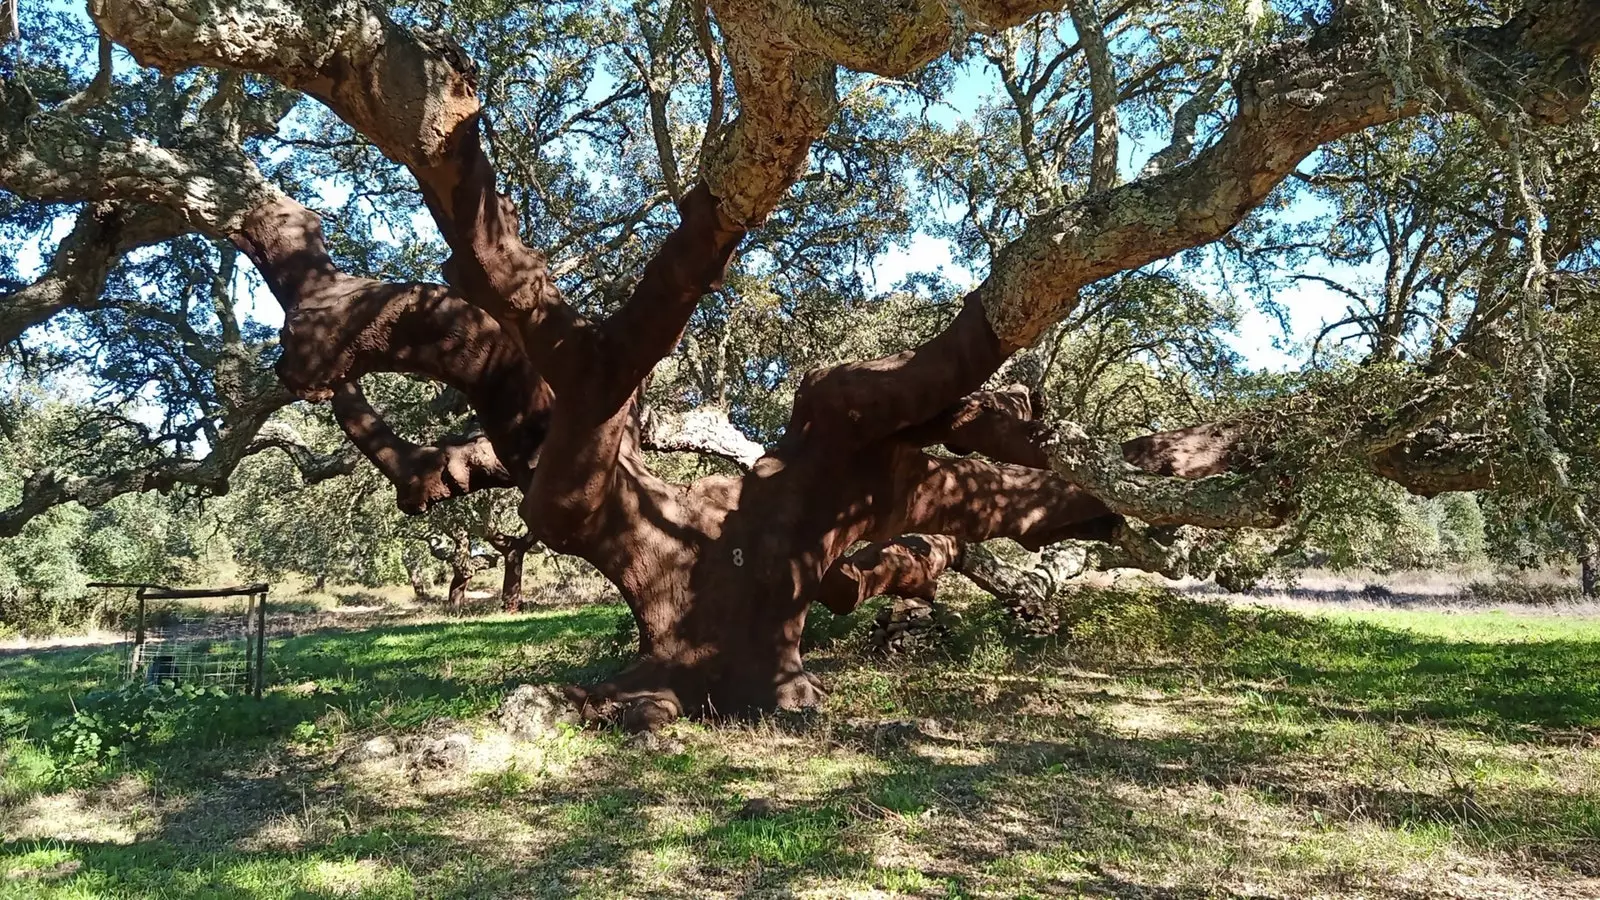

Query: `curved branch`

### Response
(248, 422, 363, 485)
(90, 0, 480, 174)
(1047, 421, 1288, 529)
(1366, 426, 1497, 497)
(0, 383, 297, 538)
(974, 3, 1600, 345)
(0, 202, 183, 345)
(900, 383, 1048, 468)
(0, 91, 285, 238)
(787, 296, 1014, 450)
(816, 534, 961, 615)
(230, 196, 552, 481)
(89, 0, 588, 395)
(700, 1, 1075, 226)
(330, 382, 515, 515)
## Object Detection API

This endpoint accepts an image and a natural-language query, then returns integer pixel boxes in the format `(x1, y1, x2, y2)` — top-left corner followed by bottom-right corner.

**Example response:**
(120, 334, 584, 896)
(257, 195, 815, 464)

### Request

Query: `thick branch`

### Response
(640, 404, 765, 471)
(901, 383, 1048, 468)
(701, 0, 1074, 225)
(0, 202, 182, 345)
(974, 2, 1600, 345)
(592, 185, 746, 410)
(1047, 421, 1288, 529)
(330, 382, 515, 515)
(816, 534, 962, 615)
(89, 0, 589, 398)
(0, 91, 284, 237)
(231, 196, 552, 482)
(786, 296, 1014, 450)
(90, 0, 479, 173)
(1366, 425, 1497, 497)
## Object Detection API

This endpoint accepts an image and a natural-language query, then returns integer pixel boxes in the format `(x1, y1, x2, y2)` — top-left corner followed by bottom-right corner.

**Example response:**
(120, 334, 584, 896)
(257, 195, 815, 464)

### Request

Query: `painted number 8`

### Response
(732, 549, 745, 567)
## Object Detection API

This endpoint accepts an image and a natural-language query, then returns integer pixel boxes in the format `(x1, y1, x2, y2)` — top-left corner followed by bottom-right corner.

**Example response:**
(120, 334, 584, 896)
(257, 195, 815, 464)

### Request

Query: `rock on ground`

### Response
(339, 735, 398, 765)
(499, 684, 581, 740)
(411, 733, 471, 778)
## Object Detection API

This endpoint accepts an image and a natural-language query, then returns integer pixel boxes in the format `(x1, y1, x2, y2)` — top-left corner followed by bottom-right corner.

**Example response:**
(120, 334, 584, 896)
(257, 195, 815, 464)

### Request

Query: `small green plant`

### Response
(47, 682, 236, 785)
(0, 704, 27, 738)
(707, 806, 849, 867)
(475, 762, 537, 797)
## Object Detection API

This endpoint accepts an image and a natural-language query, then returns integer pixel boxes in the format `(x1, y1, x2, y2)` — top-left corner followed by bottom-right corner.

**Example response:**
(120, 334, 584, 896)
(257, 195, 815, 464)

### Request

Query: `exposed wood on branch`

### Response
(640, 405, 765, 471)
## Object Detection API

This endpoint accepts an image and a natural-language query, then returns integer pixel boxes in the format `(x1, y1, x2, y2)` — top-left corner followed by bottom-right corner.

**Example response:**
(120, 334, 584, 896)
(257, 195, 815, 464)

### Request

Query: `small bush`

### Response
(46, 681, 285, 785)
(1048, 585, 1317, 667)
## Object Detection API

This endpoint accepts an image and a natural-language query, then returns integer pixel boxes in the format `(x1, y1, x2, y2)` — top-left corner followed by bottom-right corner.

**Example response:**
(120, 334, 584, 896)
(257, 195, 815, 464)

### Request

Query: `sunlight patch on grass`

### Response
(706, 806, 852, 868)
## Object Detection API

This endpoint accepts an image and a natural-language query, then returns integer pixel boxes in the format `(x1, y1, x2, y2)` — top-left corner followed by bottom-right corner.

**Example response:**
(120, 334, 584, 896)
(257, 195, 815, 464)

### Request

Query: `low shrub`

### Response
(46, 681, 289, 785)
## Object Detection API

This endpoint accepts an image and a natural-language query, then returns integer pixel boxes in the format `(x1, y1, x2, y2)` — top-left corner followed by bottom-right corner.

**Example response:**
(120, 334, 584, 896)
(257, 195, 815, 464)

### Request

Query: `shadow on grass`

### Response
(19, 712, 1577, 898)
(1030, 593, 1600, 738)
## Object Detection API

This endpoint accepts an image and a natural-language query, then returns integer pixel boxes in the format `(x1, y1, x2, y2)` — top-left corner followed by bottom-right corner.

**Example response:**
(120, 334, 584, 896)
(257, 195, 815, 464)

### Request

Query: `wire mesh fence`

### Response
(124, 634, 254, 691)
(90, 583, 269, 697)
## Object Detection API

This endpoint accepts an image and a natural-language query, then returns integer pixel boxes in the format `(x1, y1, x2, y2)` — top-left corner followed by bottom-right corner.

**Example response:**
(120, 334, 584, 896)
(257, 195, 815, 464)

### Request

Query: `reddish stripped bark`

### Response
(330, 383, 514, 514)
(230, 196, 551, 504)
(817, 535, 964, 615)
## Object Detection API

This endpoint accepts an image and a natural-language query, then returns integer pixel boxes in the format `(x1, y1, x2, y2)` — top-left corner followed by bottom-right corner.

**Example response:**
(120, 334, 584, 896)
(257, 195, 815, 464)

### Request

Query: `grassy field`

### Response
(2, 584, 1598, 899)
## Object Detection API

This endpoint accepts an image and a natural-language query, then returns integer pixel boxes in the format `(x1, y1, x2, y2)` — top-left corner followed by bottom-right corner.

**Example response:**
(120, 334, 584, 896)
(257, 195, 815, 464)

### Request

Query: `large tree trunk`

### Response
(501, 547, 527, 613)
(1583, 554, 1597, 599)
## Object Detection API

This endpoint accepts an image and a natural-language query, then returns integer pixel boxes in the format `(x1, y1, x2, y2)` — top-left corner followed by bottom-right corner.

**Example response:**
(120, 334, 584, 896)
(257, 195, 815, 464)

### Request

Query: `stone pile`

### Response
(870, 598, 941, 653)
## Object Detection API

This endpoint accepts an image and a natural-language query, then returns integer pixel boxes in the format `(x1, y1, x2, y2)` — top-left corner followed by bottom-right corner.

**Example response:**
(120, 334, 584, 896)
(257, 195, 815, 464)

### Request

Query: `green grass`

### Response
(2, 588, 1599, 898)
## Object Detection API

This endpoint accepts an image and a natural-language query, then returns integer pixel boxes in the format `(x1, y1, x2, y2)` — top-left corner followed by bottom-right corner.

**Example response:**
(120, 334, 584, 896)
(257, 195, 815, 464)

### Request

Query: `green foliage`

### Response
(47, 681, 241, 784)
(1284, 472, 1488, 572)
(0, 498, 190, 636)
(705, 807, 851, 867)
(1050, 583, 1270, 664)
